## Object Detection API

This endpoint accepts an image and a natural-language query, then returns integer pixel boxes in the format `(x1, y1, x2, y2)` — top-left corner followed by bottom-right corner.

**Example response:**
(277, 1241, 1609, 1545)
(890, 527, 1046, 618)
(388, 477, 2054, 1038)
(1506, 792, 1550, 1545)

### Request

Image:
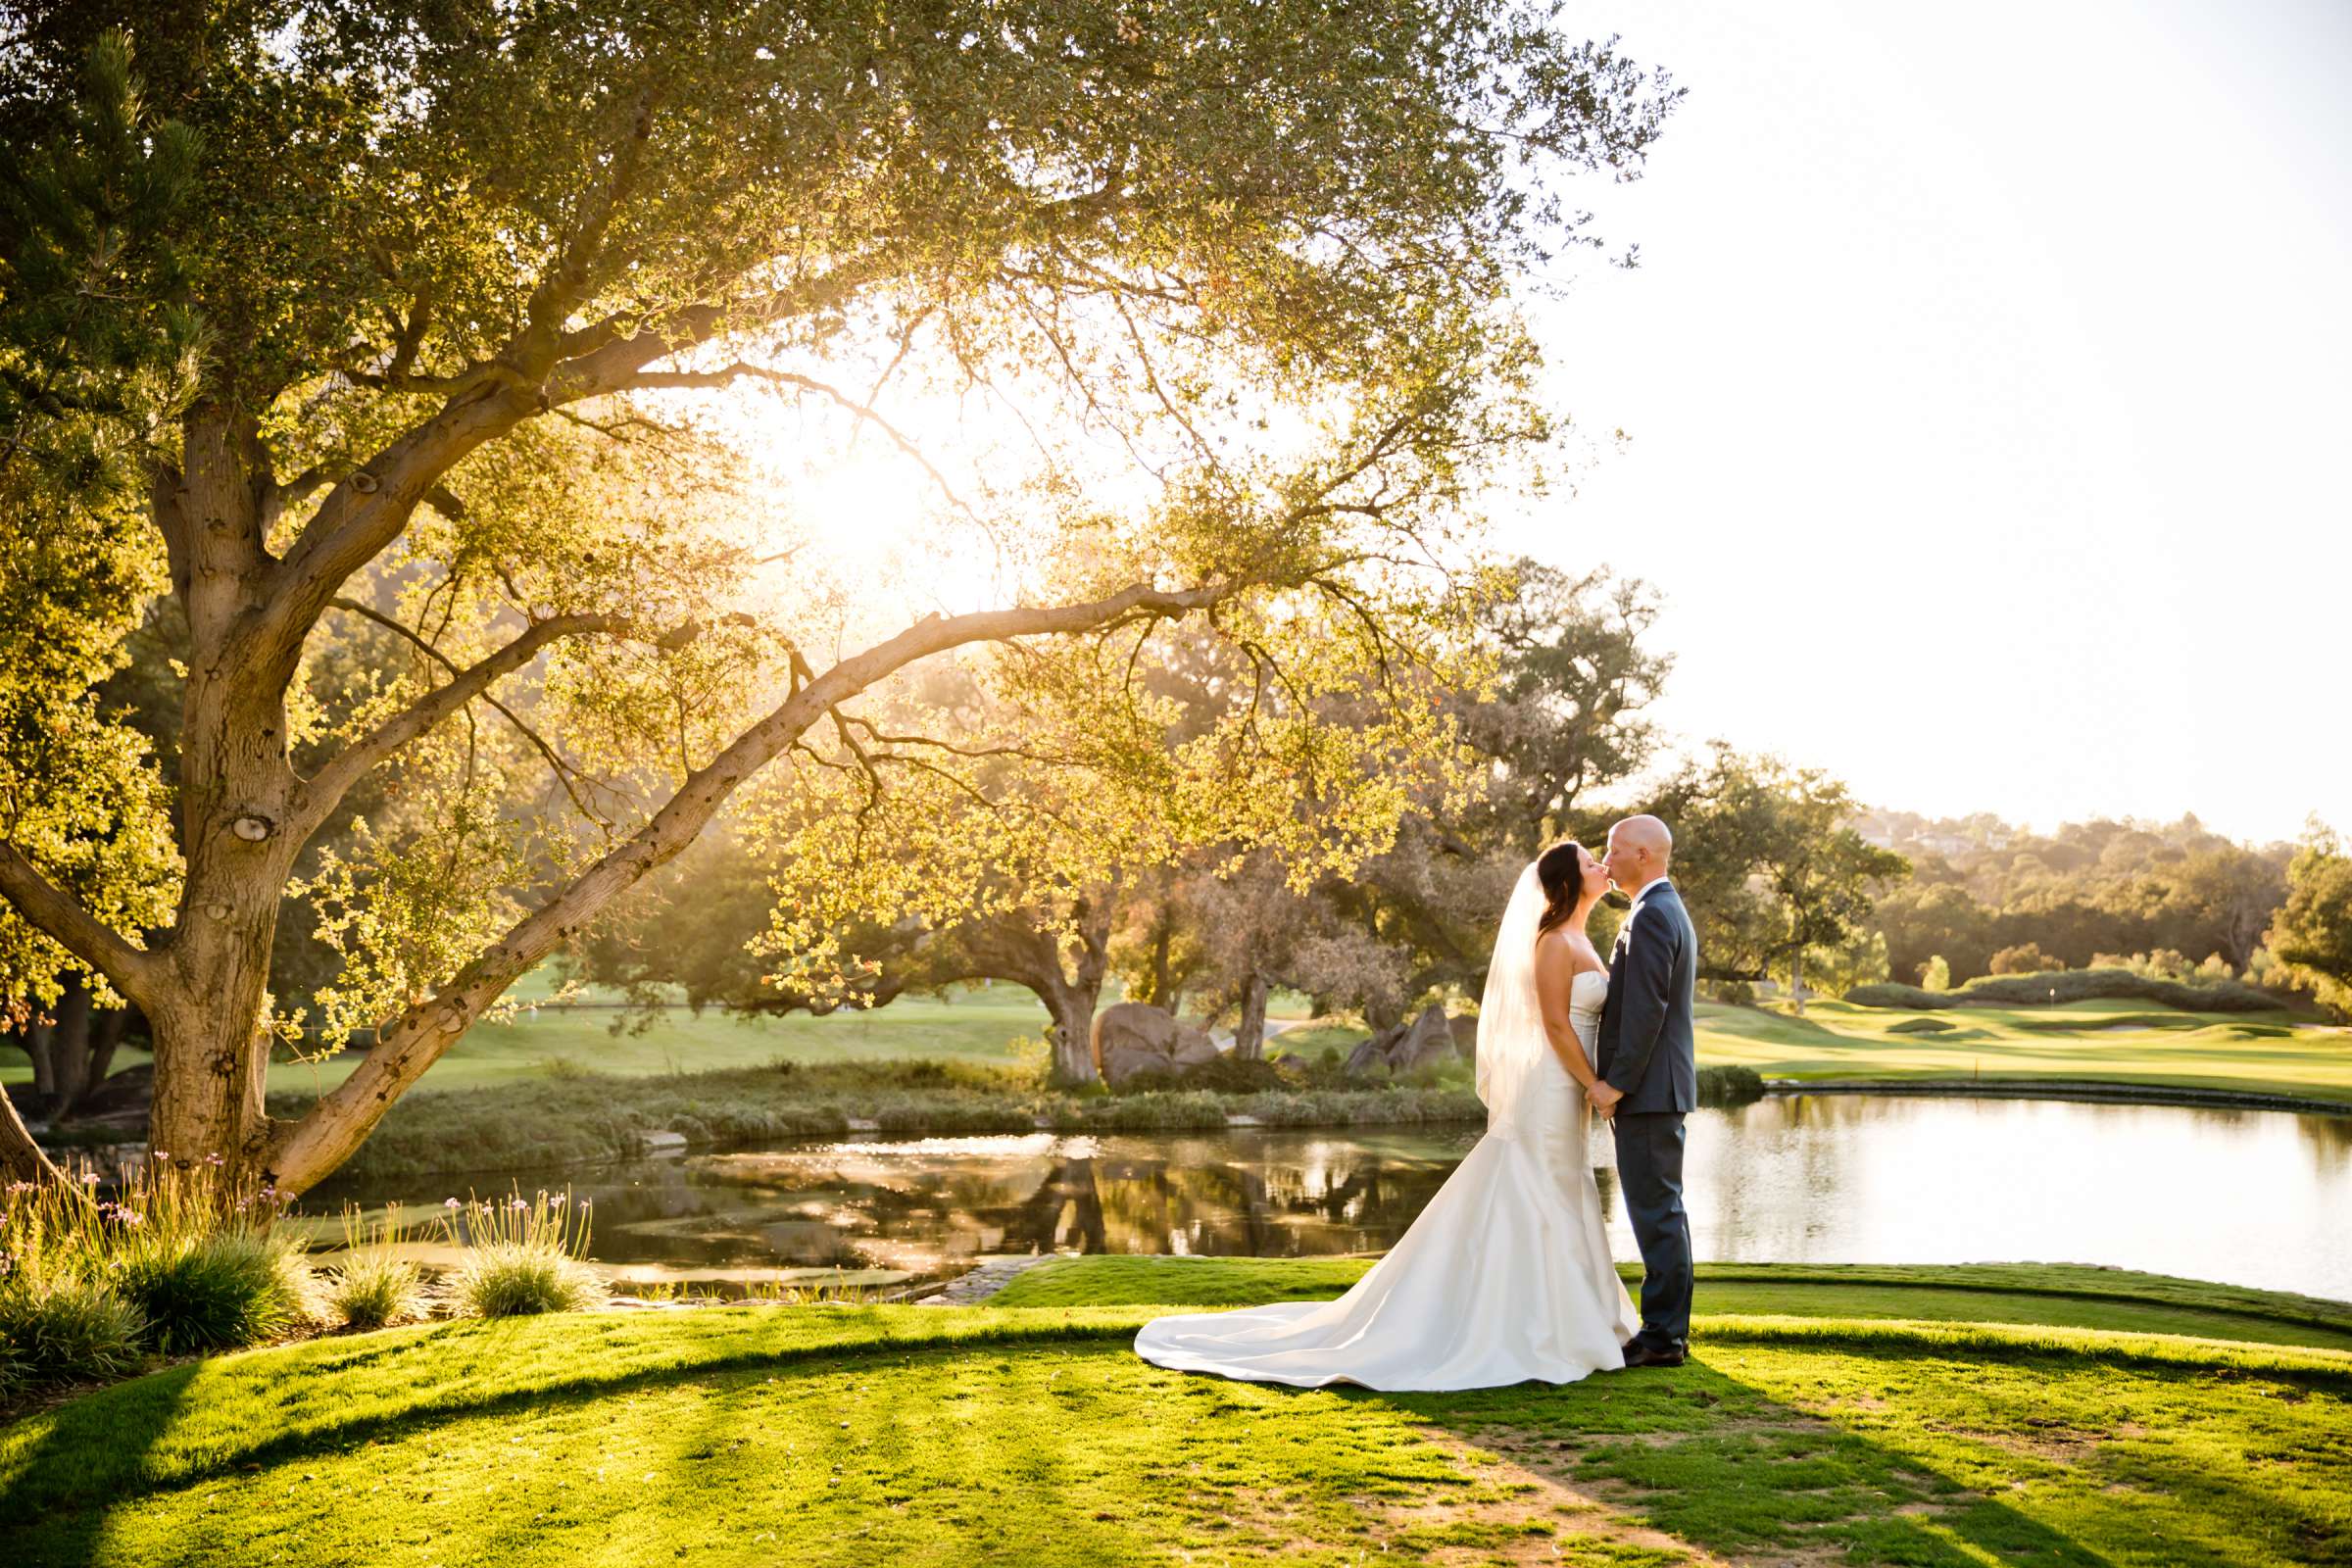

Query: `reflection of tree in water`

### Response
(982, 1148, 1460, 1257)
(1003, 1158, 1109, 1253)
(2295, 1109, 2352, 1170)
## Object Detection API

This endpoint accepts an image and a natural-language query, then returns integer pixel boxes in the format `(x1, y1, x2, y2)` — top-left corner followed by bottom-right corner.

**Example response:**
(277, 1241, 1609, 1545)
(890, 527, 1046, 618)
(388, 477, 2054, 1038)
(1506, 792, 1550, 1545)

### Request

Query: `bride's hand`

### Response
(1588, 1080, 1624, 1117)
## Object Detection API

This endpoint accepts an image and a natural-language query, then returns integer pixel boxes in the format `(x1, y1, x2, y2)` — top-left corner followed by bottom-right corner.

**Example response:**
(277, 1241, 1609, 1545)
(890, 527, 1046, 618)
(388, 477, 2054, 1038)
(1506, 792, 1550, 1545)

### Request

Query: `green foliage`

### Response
(116, 1231, 313, 1356)
(438, 1191, 605, 1318)
(443, 1246, 604, 1320)
(1989, 941, 2061, 974)
(1693, 1063, 1765, 1106)
(2268, 821, 2352, 1016)
(0, 1156, 315, 1386)
(1112, 1053, 1290, 1096)
(1648, 746, 1909, 994)
(318, 1206, 426, 1331)
(0, 27, 206, 488)
(1920, 954, 1952, 992)
(0, 2, 1682, 1181)
(1864, 812, 2291, 987)
(0, 1273, 145, 1397)
(1844, 967, 2280, 1013)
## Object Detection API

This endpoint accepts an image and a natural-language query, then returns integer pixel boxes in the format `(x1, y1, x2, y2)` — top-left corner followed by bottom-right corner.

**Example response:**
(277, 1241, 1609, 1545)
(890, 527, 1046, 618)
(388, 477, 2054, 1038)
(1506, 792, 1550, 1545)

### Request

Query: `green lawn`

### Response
(3, 1259, 2346, 1566)
(3, 987, 1057, 1092)
(1690, 997, 2352, 1103)
(992, 1257, 2352, 1352)
(9, 983, 2344, 1109)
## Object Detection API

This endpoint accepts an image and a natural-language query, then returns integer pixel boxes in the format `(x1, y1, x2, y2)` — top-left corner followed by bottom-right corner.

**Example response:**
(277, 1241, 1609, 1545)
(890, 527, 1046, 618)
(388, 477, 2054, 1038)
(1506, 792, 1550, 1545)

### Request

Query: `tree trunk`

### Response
(9, 380, 1215, 1188)
(144, 407, 303, 1174)
(17, 975, 133, 1120)
(1044, 976, 1102, 1087)
(1789, 950, 1805, 1016)
(1232, 971, 1270, 1062)
(0, 1082, 62, 1184)
(1148, 918, 1175, 1006)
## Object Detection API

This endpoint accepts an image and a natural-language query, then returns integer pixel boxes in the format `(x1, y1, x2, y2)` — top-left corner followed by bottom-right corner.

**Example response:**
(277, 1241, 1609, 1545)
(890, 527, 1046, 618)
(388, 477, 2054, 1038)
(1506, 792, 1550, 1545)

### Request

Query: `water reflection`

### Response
(315, 1098, 2352, 1300)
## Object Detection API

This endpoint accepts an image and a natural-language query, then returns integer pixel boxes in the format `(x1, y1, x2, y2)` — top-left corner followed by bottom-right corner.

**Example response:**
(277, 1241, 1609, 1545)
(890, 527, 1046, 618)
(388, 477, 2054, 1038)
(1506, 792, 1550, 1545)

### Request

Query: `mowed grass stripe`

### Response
(988, 1256, 2352, 1348)
(5, 1308, 2347, 1567)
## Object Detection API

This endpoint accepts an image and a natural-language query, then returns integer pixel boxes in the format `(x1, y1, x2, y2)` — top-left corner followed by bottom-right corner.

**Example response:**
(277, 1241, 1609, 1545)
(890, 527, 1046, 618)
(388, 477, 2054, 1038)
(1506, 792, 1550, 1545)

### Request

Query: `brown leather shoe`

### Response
(1620, 1342, 1687, 1369)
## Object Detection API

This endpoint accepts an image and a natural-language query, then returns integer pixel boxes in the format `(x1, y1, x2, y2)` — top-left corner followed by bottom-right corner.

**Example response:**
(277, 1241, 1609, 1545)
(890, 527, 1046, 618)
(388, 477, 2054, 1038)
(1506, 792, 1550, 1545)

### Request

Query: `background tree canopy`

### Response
(0, 2, 1680, 1185)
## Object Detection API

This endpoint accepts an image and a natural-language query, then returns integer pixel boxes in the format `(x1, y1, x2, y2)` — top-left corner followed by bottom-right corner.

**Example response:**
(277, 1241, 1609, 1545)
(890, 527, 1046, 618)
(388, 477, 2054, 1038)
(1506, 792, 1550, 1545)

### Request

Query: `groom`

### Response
(1589, 813, 1698, 1369)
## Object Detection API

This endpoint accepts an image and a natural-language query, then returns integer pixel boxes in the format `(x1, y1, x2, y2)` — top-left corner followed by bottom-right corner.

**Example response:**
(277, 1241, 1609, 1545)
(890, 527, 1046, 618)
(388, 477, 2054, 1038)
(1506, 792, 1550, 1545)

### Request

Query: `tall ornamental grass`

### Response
(0, 1155, 310, 1394)
(319, 1205, 429, 1330)
(438, 1190, 606, 1318)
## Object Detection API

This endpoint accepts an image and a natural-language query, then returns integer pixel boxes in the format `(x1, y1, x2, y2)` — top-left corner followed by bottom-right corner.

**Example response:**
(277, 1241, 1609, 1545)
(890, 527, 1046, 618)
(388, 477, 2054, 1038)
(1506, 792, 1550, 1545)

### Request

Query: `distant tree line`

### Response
(1851, 809, 2349, 1010)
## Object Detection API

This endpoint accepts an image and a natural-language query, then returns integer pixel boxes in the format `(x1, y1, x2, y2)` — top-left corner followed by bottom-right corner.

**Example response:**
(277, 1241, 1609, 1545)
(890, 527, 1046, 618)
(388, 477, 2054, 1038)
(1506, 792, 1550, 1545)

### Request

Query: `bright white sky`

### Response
(1501, 0, 2352, 845)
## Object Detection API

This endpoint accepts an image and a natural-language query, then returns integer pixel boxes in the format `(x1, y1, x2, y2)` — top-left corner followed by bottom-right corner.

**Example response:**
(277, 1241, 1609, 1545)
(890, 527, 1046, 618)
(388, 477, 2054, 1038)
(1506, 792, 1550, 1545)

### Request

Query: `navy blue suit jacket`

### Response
(1595, 881, 1699, 1115)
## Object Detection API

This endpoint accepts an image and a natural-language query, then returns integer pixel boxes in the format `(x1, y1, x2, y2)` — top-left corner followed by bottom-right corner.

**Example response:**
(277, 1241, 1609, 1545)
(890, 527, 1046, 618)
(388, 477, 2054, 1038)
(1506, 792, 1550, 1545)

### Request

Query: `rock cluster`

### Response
(1345, 1004, 1460, 1077)
(1092, 1002, 1222, 1088)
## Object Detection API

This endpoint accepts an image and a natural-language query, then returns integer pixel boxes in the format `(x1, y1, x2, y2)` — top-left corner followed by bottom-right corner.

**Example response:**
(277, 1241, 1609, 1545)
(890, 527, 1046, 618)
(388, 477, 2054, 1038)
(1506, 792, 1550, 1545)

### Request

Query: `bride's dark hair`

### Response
(1535, 841, 1589, 938)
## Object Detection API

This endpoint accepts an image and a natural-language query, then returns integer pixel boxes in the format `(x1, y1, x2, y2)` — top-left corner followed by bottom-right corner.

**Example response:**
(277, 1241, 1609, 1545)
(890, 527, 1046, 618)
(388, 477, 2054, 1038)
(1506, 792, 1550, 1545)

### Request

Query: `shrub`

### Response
(1918, 956, 1952, 993)
(1695, 1065, 1766, 1107)
(118, 1231, 315, 1355)
(1, 1156, 310, 1375)
(1958, 968, 2277, 1011)
(440, 1191, 606, 1318)
(319, 1206, 428, 1330)
(1846, 967, 2279, 1013)
(1113, 1054, 1290, 1096)
(1989, 943, 2063, 976)
(1842, 982, 1951, 1010)
(445, 1246, 605, 1318)
(0, 1277, 146, 1396)
(1886, 1017, 1957, 1035)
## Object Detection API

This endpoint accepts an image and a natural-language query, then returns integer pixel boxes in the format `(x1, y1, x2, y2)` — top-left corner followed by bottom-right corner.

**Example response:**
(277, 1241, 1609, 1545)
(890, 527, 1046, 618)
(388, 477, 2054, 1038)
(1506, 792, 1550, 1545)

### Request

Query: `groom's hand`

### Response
(1589, 1080, 1624, 1116)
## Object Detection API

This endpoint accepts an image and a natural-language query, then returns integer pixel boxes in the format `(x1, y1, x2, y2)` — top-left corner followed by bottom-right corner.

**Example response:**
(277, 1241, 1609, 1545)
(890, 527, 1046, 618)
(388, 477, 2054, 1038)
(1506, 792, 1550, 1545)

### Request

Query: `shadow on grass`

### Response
(0, 1311, 1145, 1530)
(0, 1357, 201, 1561)
(1388, 1351, 2120, 1567)
(11, 1319, 2344, 1567)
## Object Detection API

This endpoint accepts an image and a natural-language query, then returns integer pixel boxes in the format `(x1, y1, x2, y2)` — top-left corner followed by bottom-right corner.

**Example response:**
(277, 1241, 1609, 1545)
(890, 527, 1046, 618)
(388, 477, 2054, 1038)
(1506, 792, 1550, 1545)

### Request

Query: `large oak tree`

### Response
(0, 3, 1674, 1188)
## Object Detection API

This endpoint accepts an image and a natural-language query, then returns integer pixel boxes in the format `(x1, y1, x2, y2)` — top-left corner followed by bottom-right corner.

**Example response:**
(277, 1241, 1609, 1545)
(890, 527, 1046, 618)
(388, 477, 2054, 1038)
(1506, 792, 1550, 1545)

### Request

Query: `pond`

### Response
(310, 1094, 2352, 1302)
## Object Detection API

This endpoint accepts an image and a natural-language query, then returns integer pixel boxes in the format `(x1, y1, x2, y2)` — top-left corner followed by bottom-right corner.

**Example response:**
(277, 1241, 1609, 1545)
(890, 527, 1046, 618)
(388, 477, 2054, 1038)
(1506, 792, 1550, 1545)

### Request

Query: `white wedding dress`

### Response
(1134, 866, 1639, 1390)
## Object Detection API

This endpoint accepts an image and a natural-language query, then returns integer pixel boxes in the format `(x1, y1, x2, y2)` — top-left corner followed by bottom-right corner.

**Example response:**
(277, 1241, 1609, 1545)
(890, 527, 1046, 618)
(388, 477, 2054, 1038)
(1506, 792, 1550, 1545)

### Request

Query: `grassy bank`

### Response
(4, 1260, 2345, 1566)
(1691, 997, 2352, 1104)
(991, 1256, 2352, 1351)
(274, 1059, 1491, 1184)
(16, 984, 2343, 1135)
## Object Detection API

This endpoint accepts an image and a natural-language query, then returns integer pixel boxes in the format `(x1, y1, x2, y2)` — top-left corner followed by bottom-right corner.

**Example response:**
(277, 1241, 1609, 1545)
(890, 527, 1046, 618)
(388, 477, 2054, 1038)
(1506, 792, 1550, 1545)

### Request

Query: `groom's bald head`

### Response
(1603, 814, 1673, 895)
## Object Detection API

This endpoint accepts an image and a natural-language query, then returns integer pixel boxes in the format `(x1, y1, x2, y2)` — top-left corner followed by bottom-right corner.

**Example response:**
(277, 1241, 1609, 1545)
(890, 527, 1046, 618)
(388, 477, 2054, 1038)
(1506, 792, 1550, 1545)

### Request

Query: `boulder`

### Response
(1389, 1005, 1454, 1072)
(1343, 1004, 1458, 1078)
(1093, 1002, 1222, 1088)
(1449, 1012, 1480, 1060)
(1344, 1033, 1391, 1077)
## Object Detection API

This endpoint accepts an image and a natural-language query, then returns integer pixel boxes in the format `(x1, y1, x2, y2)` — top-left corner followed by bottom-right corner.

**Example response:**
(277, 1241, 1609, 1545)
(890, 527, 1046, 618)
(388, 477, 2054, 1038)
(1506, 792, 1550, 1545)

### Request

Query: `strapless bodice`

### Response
(1567, 969, 1608, 1045)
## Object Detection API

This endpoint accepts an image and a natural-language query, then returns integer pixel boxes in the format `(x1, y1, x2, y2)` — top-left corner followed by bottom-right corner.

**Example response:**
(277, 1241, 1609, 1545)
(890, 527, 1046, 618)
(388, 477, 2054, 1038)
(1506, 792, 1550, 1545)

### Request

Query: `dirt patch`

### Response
(1384, 1431, 1726, 1565)
(1438, 1420, 1989, 1567)
(1925, 1417, 2142, 1465)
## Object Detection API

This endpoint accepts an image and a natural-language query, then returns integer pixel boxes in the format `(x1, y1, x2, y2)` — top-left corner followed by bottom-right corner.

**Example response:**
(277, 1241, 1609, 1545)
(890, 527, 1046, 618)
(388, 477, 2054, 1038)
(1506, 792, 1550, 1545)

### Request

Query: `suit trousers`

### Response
(1611, 1110, 1692, 1348)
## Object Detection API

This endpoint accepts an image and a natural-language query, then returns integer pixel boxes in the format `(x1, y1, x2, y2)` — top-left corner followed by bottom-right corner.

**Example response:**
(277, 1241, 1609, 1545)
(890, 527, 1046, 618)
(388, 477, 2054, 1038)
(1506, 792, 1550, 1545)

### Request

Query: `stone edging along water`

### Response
(1764, 1077, 2352, 1117)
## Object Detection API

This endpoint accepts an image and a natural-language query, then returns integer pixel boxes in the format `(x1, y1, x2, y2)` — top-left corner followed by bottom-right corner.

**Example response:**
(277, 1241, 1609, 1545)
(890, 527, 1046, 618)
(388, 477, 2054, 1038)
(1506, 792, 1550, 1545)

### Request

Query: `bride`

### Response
(1134, 841, 1638, 1390)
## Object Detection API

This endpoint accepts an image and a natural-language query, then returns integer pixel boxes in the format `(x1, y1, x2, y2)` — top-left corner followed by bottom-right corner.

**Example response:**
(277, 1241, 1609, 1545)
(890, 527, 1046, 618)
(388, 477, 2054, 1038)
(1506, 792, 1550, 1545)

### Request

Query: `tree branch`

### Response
(0, 842, 168, 1010)
(265, 576, 1238, 1191)
(296, 607, 622, 842)
(324, 598, 618, 829)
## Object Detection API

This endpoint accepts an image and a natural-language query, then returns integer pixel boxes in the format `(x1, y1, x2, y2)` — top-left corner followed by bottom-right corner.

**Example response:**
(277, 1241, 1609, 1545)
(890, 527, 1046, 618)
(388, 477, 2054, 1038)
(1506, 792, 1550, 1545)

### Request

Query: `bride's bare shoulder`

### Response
(1535, 927, 1605, 979)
